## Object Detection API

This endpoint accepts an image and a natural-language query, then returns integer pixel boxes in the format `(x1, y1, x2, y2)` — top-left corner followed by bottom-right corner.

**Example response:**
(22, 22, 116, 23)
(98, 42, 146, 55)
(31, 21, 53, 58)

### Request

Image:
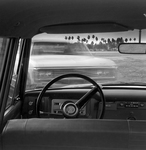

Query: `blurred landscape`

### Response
(93, 51, 146, 83)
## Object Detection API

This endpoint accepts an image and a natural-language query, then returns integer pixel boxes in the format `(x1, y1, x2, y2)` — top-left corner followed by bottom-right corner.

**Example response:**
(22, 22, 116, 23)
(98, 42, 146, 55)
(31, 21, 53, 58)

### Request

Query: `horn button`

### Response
(63, 102, 79, 118)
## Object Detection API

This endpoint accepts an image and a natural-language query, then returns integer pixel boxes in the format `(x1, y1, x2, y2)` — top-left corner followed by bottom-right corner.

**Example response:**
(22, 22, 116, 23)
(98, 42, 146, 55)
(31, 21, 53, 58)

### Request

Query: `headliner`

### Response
(0, 0, 146, 38)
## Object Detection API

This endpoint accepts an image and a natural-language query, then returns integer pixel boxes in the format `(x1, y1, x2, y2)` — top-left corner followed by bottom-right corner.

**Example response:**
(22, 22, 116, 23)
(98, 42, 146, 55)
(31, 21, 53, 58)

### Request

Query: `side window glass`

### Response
(6, 41, 21, 108)
(0, 38, 9, 79)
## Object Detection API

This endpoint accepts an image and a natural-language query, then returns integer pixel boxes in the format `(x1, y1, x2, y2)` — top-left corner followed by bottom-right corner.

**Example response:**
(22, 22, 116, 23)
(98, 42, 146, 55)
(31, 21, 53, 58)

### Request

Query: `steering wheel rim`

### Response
(36, 73, 105, 119)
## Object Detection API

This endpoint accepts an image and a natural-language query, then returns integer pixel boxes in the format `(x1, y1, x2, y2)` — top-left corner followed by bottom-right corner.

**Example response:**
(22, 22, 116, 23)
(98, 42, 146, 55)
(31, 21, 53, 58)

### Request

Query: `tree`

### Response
(95, 37, 98, 42)
(107, 38, 111, 43)
(92, 35, 95, 39)
(68, 36, 71, 40)
(112, 38, 115, 43)
(81, 38, 86, 43)
(65, 36, 67, 40)
(125, 38, 128, 42)
(120, 37, 124, 43)
(91, 41, 94, 45)
(107, 38, 112, 50)
(77, 36, 80, 42)
(116, 37, 122, 45)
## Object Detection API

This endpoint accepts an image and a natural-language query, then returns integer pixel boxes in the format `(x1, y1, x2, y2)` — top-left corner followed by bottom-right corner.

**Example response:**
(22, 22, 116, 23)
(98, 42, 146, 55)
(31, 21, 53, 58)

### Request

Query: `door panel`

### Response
(3, 101, 22, 128)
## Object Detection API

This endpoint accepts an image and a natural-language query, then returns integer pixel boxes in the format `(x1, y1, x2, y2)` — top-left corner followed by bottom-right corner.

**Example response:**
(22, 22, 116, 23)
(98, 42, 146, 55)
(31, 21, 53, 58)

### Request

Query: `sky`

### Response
(33, 29, 146, 44)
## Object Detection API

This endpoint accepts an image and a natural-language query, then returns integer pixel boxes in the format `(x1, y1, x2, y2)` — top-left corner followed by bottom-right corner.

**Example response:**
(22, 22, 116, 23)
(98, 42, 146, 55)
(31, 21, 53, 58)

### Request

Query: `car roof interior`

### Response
(0, 0, 146, 38)
(1, 0, 146, 150)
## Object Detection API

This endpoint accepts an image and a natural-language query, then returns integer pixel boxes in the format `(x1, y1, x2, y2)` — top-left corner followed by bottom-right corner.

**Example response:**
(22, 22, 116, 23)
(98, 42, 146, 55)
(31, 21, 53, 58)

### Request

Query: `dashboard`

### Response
(22, 86, 146, 120)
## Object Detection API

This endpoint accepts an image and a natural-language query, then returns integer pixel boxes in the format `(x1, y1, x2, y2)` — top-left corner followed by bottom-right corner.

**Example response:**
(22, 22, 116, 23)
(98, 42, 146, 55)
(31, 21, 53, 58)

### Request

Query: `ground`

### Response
(93, 51, 146, 84)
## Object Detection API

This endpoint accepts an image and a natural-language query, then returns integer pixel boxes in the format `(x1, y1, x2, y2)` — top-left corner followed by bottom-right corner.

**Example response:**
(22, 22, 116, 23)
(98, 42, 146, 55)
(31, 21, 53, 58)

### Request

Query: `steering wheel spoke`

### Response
(75, 86, 98, 109)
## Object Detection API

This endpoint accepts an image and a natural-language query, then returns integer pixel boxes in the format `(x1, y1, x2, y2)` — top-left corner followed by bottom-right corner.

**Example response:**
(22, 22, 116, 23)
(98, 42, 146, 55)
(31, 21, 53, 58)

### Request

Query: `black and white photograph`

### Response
(1, 0, 146, 150)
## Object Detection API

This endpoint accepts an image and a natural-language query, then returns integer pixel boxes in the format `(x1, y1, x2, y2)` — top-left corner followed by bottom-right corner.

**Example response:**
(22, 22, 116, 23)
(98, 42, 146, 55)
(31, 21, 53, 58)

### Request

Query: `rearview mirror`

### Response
(119, 43, 146, 54)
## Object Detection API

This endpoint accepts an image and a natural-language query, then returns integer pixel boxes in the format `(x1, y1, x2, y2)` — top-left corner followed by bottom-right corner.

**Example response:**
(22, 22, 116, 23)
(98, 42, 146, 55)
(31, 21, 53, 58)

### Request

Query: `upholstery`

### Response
(1, 119, 146, 150)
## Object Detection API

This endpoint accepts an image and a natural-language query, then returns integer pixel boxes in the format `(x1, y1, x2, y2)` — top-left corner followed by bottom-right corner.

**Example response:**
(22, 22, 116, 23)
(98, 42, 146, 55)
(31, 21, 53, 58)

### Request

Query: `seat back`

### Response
(1, 119, 146, 150)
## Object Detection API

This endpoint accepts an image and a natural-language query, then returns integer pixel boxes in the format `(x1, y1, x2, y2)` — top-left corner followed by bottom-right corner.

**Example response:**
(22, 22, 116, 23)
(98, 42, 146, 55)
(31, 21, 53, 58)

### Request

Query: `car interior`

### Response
(1, 0, 146, 150)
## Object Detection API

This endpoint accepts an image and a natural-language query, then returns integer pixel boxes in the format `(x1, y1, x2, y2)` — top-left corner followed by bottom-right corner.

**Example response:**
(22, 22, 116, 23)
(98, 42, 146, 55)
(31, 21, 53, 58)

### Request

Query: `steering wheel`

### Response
(36, 73, 105, 119)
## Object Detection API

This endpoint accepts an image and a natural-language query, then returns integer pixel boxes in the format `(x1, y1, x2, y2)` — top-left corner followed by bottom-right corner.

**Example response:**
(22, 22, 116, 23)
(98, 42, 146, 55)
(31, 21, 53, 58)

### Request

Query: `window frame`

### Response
(0, 38, 19, 132)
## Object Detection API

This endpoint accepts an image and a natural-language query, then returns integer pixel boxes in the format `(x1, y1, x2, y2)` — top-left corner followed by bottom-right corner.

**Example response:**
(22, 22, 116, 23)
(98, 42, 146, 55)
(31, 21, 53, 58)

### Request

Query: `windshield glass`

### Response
(31, 42, 92, 56)
(26, 30, 146, 90)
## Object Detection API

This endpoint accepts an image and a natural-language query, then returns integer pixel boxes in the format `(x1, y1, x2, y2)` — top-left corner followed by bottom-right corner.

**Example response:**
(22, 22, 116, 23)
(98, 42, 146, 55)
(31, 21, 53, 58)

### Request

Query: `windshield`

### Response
(31, 42, 92, 56)
(26, 30, 146, 90)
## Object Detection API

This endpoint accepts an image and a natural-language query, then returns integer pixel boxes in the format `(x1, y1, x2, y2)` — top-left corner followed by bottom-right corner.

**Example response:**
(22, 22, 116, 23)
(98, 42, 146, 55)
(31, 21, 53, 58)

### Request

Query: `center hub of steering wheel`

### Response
(63, 103, 79, 118)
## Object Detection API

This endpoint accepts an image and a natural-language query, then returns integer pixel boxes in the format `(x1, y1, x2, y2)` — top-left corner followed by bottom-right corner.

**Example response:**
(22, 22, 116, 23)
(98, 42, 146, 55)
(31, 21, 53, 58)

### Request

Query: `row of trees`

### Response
(65, 35, 137, 51)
